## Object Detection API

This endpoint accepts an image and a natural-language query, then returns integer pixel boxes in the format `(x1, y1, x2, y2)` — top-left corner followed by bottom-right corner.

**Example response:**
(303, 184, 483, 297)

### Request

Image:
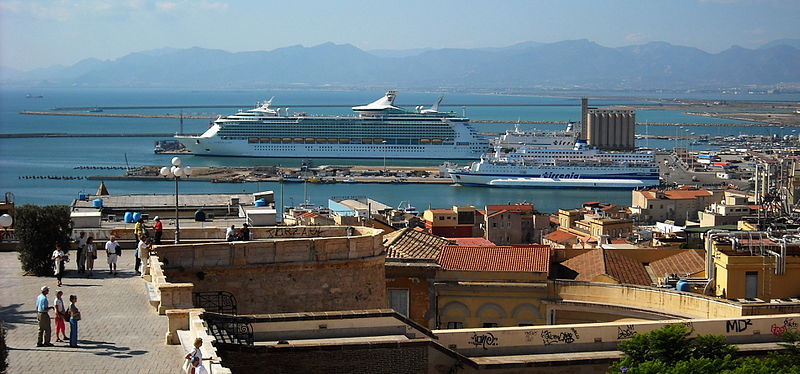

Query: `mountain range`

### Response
(3, 39, 799, 90)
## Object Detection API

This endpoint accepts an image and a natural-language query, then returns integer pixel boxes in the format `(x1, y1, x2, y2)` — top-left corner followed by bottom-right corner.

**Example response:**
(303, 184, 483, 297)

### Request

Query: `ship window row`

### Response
(243, 137, 456, 145)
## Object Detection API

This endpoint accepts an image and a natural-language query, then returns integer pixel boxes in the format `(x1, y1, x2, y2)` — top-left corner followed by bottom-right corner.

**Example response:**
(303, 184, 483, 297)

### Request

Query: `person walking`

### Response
(153, 216, 163, 244)
(68, 294, 81, 348)
(76, 232, 87, 273)
(54, 290, 67, 343)
(105, 236, 120, 275)
(85, 237, 96, 277)
(51, 243, 67, 287)
(36, 286, 54, 347)
(136, 236, 151, 275)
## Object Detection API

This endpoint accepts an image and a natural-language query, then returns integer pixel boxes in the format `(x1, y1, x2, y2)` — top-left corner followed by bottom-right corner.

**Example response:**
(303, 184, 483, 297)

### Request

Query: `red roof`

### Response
(544, 230, 578, 244)
(487, 209, 509, 219)
(486, 204, 534, 213)
(641, 189, 714, 200)
(438, 245, 550, 272)
(561, 248, 652, 286)
(446, 237, 496, 247)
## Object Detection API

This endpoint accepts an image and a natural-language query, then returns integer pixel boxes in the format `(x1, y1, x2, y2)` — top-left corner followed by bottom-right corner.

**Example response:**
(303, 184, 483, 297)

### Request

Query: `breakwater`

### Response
(16, 111, 773, 127)
(0, 132, 175, 138)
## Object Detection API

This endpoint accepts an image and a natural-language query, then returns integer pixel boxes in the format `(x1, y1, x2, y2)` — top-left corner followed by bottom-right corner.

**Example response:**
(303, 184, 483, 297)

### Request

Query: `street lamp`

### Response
(0, 214, 12, 242)
(160, 157, 192, 244)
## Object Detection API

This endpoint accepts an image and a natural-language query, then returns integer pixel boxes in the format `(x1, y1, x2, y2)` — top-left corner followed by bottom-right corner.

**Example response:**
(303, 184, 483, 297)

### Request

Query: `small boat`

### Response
(280, 177, 304, 183)
(25, 93, 44, 99)
(342, 178, 357, 183)
(87, 108, 103, 113)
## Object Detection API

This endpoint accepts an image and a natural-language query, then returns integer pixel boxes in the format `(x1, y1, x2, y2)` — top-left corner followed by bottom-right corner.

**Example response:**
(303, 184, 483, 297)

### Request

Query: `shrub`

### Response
(0, 321, 7, 374)
(15, 205, 72, 276)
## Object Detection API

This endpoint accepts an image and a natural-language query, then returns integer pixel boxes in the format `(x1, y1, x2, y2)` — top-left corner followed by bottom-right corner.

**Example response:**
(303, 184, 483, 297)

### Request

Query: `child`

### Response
(54, 290, 67, 343)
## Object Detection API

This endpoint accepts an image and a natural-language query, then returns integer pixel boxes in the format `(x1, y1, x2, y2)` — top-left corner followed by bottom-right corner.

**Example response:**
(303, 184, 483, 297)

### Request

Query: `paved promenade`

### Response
(0, 251, 183, 373)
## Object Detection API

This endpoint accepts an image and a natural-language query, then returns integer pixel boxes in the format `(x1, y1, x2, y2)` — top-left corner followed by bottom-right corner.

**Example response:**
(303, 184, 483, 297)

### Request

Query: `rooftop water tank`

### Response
(676, 280, 691, 292)
(92, 198, 103, 207)
(79, 193, 87, 201)
(194, 209, 206, 222)
(132, 212, 142, 222)
(254, 199, 266, 207)
(123, 212, 133, 223)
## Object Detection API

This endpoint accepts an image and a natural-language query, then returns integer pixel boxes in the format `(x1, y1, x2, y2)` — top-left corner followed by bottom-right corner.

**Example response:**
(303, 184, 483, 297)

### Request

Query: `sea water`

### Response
(1, 88, 796, 212)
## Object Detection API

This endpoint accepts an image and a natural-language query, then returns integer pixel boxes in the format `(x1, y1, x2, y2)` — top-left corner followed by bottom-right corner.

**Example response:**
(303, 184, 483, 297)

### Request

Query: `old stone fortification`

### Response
(153, 226, 387, 315)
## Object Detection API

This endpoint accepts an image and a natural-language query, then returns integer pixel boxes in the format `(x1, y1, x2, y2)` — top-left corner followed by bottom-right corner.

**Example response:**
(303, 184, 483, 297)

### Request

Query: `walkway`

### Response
(0, 251, 183, 373)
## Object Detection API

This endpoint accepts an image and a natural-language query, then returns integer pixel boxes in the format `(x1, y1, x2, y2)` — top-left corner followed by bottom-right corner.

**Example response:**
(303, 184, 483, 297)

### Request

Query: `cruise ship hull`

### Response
(178, 137, 485, 159)
(449, 171, 659, 189)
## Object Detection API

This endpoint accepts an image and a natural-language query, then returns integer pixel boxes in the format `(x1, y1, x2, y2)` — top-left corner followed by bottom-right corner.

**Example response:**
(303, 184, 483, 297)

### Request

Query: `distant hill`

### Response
(3, 39, 799, 90)
(760, 39, 800, 50)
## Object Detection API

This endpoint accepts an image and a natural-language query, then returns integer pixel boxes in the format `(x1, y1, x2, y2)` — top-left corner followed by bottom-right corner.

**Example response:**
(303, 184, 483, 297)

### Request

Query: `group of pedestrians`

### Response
(36, 286, 81, 348)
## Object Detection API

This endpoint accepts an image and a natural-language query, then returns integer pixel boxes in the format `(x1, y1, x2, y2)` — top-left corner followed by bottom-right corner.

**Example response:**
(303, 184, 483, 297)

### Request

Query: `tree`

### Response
(15, 205, 72, 276)
(609, 324, 800, 374)
(0, 321, 7, 374)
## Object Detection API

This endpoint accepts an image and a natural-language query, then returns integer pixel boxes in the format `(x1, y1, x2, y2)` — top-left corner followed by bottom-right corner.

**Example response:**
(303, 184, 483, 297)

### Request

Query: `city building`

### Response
(436, 245, 551, 328)
(707, 232, 800, 301)
(631, 187, 724, 224)
(560, 248, 652, 286)
(422, 205, 483, 237)
(483, 203, 550, 245)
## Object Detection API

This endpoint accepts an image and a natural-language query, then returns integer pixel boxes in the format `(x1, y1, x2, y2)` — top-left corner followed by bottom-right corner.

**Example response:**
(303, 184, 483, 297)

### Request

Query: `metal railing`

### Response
(194, 291, 238, 314)
(202, 312, 254, 345)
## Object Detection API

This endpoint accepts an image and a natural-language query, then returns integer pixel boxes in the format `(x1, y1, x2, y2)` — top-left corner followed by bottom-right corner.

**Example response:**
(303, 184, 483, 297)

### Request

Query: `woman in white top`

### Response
(85, 237, 96, 277)
(184, 338, 211, 373)
(51, 243, 67, 287)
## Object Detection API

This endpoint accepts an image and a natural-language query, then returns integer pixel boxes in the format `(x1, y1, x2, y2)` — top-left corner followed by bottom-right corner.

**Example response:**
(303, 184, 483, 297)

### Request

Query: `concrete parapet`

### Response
(158, 283, 195, 314)
(434, 313, 800, 357)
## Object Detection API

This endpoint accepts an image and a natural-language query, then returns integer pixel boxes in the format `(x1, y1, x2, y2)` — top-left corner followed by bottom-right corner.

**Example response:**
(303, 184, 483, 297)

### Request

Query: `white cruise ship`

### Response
(449, 145, 660, 189)
(492, 122, 579, 150)
(176, 91, 490, 159)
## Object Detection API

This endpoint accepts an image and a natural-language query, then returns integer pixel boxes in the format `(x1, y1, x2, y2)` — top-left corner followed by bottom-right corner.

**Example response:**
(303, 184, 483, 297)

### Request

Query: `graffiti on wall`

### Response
(617, 325, 637, 340)
(725, 319, 752, 333)
(771, 318, 798, 337)
(540, 328, 581, 345)
(468, 332, 498, 350)
(261, 226, 323, 239)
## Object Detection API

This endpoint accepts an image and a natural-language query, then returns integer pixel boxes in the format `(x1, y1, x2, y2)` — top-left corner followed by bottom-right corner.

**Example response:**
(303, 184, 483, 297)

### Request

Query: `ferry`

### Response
(176, 91, 490, 159)
(492, 122, 579, 150)
(449, 144, 660, 189)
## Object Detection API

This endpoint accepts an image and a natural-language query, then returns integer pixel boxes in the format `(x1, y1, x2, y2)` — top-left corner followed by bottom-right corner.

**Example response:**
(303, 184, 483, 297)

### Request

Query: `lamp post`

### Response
(0, 214, 12, 242)
(160, 157, 192, 244)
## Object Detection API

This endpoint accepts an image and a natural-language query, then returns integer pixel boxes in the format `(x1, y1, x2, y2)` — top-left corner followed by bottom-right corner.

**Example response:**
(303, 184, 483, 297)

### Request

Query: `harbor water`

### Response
(1, 88, 797, 212)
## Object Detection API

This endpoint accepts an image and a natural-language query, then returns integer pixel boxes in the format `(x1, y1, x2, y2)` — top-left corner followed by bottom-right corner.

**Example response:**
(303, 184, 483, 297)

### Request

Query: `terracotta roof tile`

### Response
(438, 245, 550, 272)
(544, 230, 578, 244)
(641, 189, 713, 200)
(384, 228, 452, 260)
(486, 204, 534, 213)
(649, 250, 706, 278)
(487, 209, 509, 219)
(561, 249, 652, 286)
(446, 237, 497, 247)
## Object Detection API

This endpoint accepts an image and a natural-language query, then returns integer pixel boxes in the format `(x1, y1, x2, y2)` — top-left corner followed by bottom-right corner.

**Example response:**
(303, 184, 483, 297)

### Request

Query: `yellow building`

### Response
(436, 245, 551, 328)
(708, 233, 800, 301)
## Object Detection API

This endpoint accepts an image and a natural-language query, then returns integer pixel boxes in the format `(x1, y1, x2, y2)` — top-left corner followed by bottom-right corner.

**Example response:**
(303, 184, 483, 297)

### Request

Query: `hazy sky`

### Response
(1, 0, 798, 71)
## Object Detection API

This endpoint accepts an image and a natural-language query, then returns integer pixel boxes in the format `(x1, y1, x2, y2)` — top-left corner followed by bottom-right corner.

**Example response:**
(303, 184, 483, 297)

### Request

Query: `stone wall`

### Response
(215, 340, 460, 374)
(167, 256, 387, 314)
(153, 226, 387, 314)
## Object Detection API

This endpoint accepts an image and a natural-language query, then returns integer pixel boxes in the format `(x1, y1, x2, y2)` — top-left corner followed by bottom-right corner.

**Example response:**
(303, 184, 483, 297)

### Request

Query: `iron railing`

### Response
(202, 312, 254, 345)
(194, 291, 238, 314)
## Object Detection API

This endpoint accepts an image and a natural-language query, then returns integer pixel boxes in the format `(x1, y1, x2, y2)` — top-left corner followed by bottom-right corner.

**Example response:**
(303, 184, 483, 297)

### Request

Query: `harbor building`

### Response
(585, 108, 636, 150)
(631, 187, 724, 225)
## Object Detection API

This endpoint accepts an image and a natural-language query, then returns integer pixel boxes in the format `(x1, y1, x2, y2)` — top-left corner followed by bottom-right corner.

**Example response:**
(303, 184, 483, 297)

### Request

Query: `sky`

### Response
(1, 0, 798, 71)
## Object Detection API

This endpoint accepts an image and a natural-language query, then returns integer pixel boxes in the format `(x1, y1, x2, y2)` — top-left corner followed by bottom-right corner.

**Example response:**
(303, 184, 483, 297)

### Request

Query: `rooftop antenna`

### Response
(124, 153, 130, 172)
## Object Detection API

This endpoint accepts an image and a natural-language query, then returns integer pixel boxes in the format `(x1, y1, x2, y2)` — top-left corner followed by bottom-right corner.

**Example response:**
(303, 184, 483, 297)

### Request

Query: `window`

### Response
(447, 322, 464, 329)
(388, 289, 409, 317)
